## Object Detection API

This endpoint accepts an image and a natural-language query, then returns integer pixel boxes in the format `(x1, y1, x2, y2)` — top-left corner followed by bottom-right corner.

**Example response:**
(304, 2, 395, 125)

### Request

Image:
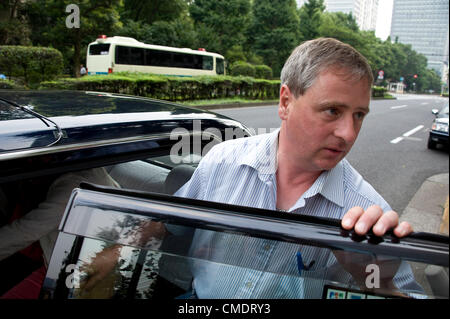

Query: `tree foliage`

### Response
(298, 0, 325, 41)
(0, 0, 443, 92)
(189, 0, 251, 56)
(247, 0, 300, 77)
(121, 0, 187, 25)
(24, 0, 122, 76)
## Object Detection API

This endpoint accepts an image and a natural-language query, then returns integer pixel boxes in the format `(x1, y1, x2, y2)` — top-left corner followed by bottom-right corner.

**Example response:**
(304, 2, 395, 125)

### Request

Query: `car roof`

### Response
(0, 90, 250, 182)
(0, 90, 246, 151)
(0, 90, 223, 118)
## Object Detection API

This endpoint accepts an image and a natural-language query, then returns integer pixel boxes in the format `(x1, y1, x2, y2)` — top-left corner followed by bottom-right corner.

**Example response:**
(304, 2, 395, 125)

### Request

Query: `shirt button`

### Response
(246, 282, 253, 288)
(264, 244, 271, 250)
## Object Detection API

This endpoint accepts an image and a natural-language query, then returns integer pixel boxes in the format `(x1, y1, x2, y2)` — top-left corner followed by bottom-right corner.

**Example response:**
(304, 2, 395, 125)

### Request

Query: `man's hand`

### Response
(335, 205, 413, 295)
(341, 205, 413, 237)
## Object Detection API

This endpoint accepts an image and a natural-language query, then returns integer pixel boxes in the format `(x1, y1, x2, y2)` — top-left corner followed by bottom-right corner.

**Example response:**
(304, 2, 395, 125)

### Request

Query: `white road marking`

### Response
(390, 125, 424, 144)
(421, 102, 429, 105)
(390, 105, 407, 109)
(403, 125, 424, 137)
(390, 137, 404, 144)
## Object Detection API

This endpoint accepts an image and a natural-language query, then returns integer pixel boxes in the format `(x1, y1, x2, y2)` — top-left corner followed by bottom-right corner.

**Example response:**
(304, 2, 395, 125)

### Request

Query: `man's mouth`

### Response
(324, 147, 345, 154)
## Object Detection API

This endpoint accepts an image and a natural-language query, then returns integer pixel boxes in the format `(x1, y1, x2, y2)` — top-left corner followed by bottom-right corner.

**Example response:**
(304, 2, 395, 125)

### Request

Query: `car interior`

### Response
(0, 155, 197, 298)
(1, 155, 449, 299)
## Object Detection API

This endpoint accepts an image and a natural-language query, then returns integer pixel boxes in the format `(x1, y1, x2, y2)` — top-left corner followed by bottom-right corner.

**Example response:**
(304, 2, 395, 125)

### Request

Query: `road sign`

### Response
(378, 70, 384, 80)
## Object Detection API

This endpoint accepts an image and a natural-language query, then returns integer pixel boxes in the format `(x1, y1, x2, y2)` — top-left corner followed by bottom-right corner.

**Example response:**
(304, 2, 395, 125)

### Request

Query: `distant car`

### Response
(0, 90, 448, 300)
(428, 103, 449, 149)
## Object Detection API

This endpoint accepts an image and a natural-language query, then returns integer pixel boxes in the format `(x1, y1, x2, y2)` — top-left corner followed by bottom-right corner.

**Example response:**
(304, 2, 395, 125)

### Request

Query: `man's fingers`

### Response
(372, 210, 399, 236)
(341, 206, 364, 230)
(394, 221, 414, 238)
(353, 205, 384, 235)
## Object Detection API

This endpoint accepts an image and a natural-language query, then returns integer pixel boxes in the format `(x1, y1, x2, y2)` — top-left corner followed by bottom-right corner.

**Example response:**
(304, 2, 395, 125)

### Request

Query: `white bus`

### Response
(86, 35, 226, 76)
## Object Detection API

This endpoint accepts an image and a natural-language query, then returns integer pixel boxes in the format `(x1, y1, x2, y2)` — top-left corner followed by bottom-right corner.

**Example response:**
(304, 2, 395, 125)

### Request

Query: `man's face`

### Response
(278, 69, 371, 172)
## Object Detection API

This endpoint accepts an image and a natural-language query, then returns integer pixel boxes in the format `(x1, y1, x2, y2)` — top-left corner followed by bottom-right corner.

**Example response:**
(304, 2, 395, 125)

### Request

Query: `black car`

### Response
(0, 90, 448, 300)
(428, 103, 449, 149)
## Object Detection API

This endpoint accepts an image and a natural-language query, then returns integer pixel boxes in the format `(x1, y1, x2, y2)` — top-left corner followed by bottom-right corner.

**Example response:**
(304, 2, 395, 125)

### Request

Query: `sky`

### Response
(375, 0, 394, 41)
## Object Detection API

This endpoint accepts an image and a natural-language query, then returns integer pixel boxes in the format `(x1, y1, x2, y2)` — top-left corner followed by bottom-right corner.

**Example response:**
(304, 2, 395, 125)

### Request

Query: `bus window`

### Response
(130, 47, 145, 65)
(116, 46, 130, 64)
(202, 56, 213, 71)
(89, 44, 111, 55)
(216, 58, 224, 75)
(173, 52, 194, 69)
(116, 46, 145, 65)
(145, 49, 172, 67)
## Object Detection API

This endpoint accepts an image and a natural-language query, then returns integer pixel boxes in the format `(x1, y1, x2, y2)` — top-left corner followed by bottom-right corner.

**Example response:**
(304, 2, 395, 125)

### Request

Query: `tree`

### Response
(0, 1, 31, 45)
(117, 16, 197, 48)
(247, 0, 300, 77)
(25, 0, 122, 77)
(297, 0, 325, 41)
(189, 0, 251, 55)
(121, 0, 187, 25)
(421, 69, 442, 93)
(318, 12, 373, 60)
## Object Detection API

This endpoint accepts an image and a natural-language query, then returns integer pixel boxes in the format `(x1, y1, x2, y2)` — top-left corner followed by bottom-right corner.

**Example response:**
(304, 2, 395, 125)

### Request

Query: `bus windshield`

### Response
(216, 58, 225, 75)
(89, 44, 111, 55)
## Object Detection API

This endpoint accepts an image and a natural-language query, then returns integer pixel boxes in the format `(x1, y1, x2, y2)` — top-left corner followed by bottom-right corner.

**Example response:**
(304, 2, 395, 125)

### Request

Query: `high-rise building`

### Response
(390, 0, 449, 77)
(296, 0, 379, 31)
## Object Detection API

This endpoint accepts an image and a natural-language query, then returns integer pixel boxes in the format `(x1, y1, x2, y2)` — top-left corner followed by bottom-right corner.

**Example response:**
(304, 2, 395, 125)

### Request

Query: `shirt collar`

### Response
(239, 128, 345, 208)
(299, 162, 345, 208)
(239, 128, 280, 178)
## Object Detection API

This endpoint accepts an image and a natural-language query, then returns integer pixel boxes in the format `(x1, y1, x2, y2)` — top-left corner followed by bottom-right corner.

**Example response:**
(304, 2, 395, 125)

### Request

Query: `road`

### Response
(213, 94, 449, 214)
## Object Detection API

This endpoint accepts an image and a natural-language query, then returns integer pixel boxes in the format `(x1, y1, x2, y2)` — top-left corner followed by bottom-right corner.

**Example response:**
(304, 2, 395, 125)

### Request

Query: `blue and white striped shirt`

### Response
(175, 129, 421, 298)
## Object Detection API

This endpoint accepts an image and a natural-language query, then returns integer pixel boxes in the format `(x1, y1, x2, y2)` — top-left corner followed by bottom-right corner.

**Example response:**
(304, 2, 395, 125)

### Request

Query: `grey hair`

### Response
(280, 38, 373, 97)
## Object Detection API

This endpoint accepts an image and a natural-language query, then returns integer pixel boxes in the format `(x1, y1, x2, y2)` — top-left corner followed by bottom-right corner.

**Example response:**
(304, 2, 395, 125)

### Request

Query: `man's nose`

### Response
(334, 116, 358, 144)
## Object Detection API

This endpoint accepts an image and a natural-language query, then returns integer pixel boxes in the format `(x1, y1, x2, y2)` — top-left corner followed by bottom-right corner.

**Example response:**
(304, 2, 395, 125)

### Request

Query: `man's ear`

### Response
(278, 84, 292, 120)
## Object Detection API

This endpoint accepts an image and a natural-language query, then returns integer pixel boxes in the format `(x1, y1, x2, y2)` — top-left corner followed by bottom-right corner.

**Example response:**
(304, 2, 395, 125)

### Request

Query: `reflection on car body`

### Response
(0, 90, 448, 300)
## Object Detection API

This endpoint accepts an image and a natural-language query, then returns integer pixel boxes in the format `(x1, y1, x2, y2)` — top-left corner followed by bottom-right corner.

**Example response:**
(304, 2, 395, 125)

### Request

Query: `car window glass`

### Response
(59, 214, 444, 300)
(0, 102, 35, 121)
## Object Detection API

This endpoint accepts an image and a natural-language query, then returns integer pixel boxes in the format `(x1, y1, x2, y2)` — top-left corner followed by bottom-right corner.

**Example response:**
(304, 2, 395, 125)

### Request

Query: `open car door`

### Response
(40, 183, 449, 299)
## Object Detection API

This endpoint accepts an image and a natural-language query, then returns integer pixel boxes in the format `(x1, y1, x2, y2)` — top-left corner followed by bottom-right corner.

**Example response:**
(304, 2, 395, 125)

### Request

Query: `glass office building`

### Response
(296, 0, 379, 31)
(390, 0, 449, 77)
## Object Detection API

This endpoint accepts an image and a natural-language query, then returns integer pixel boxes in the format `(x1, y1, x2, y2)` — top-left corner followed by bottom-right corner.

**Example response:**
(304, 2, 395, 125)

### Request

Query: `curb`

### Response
(400, 173, 449, 235)
(186, 96, 398, 110)
(188, 101, 278, 110)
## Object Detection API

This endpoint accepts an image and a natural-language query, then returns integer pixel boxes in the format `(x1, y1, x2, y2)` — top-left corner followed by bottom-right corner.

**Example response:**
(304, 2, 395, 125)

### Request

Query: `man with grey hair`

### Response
(172, 37, 416, 298)
(79, 38, 419, 298)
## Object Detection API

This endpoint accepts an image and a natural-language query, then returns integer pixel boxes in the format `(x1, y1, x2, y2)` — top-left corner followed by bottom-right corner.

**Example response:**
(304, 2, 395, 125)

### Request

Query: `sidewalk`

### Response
(400, 173, 449, 235)
(399, 173, 448, 297)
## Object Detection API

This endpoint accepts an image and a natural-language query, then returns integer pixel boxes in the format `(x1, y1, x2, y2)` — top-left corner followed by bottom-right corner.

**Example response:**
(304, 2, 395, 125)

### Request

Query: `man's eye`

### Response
(325, 108, 339, 116)
(355, 112, 366, 120)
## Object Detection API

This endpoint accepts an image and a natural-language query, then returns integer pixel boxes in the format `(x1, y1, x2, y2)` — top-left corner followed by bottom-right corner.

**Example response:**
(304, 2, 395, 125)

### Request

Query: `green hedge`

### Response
(372, 86, 387, 98)
(40, 73, 391, 102)
(40, 73, 281, 101)
(230, 61, 256, 77)
(0, 46, 63, 87)
(0, 79, 23, 89)
(254, 65, 273, 80)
